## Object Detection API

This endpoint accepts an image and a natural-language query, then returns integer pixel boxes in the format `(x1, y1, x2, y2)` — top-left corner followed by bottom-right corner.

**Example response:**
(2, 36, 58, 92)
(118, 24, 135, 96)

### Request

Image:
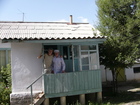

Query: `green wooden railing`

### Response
(44, 70, 102, 98)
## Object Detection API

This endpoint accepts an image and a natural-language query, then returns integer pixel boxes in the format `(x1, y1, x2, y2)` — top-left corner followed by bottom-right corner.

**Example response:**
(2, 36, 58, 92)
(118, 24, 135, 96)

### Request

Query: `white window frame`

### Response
(79, 45, 99, 71)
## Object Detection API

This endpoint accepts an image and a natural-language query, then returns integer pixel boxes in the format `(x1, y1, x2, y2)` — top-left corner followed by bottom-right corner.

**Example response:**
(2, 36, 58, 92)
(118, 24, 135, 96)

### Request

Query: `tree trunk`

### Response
(111, 68, 118, 95)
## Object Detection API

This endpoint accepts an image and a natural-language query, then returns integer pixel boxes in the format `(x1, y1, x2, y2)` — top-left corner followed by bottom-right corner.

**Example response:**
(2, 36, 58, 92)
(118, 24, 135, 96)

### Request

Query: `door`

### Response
(117, 68, 126, 81)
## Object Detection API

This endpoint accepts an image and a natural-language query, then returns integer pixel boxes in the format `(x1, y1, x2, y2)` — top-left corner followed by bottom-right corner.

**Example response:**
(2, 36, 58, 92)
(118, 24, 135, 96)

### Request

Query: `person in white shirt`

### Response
(52, 50, 65, 74)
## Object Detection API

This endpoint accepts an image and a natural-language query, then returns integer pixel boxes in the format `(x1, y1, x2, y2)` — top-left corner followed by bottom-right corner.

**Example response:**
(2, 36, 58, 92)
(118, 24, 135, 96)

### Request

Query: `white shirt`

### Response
(52, 56, 65, 74)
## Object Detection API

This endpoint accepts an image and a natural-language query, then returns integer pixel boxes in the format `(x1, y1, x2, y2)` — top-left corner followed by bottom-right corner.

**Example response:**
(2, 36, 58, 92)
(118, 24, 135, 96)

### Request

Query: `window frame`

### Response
(79, 45, 99, 71)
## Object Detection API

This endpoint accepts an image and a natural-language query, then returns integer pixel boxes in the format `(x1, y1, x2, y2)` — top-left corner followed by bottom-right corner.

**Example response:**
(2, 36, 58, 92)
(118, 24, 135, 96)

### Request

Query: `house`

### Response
(0, 16, 105, 105)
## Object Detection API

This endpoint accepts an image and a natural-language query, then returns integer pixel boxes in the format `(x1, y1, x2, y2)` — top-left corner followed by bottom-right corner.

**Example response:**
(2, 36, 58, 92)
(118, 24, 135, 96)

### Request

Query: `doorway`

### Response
(43, 45, 73, 72)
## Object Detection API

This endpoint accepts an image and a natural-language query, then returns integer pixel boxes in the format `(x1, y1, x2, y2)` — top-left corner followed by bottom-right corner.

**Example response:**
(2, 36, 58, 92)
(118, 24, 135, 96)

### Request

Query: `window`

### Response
(80, 45, 98, 70)
(0, 49, 11, 68)
(133, 67, 140, 73)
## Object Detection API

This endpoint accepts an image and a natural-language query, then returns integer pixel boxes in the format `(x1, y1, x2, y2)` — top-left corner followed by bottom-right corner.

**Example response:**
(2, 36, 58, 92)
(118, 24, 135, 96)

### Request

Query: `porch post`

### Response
(97, 92, 102, 103)
(96, 44, 100, 69)
(72, 45, 75, 72)
(60, 96, 66, 105)
(79, 94, 85, 105)
(43, 98, 49, 105)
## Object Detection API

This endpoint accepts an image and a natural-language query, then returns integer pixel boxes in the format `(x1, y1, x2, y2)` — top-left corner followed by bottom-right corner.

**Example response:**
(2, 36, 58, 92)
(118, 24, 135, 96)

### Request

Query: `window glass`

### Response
(81, 45, 96, 50)
(81, 45, 89, 50)
(81, 52, 89, 65)
(89, 52, 98, 70)
(74, 45, 79, 58)
(80, 45, 98, 71)
(89, 45, 96, 50)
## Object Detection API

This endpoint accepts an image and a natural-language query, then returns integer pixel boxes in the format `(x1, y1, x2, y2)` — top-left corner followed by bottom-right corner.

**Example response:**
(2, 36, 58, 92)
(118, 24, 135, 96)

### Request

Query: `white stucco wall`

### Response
(11, 43, 43, 93)
(0, 40, 11, 48)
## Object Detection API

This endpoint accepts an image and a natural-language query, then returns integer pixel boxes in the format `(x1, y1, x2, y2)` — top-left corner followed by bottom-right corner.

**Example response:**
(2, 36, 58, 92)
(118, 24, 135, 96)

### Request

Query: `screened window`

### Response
(0, 49, 11, 68)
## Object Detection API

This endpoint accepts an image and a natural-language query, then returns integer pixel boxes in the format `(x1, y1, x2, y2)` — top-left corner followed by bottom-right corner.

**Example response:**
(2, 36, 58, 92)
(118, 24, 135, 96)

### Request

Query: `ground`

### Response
(102, 81, 140, 105)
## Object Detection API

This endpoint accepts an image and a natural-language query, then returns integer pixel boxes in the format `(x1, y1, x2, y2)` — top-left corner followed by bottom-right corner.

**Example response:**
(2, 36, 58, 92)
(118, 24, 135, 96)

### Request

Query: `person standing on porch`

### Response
(52, 50, 65, 74)
(38, 48, 53, 74)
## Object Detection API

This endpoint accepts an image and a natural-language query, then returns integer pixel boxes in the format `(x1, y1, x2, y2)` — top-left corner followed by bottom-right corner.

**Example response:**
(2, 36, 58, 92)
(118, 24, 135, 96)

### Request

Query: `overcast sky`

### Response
(0, 0, 98, 25)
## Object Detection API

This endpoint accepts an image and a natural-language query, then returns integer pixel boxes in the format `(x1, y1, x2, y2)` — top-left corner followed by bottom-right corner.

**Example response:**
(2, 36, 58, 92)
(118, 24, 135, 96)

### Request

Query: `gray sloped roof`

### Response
(0, 21, 104, 40)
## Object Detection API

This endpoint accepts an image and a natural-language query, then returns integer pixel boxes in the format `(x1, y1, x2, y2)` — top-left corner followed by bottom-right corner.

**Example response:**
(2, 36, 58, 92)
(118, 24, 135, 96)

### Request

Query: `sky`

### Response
(0, 0, 98, 25)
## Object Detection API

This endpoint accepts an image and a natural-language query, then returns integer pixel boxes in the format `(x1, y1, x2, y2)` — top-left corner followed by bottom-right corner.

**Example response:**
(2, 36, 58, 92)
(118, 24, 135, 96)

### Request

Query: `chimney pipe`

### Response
(70, 15, 73, 24)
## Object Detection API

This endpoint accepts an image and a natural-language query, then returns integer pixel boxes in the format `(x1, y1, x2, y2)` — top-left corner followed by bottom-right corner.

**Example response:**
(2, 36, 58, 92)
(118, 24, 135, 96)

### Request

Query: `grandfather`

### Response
(52, 50, 65, 74)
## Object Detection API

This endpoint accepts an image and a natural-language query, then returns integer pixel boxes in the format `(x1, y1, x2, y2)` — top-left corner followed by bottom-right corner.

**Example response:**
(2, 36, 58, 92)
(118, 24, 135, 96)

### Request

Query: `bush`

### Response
(0, 64, 11, 105)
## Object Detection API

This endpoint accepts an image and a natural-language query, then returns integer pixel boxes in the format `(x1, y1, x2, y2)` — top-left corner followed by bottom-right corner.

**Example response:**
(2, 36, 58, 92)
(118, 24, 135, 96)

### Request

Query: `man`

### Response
(38, 48, 53, 74)
(52, 50, 65, 74)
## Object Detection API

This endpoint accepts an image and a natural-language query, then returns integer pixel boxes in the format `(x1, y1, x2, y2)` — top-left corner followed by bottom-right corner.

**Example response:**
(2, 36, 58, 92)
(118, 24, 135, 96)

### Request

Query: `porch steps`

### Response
(33, 93, 45, 105)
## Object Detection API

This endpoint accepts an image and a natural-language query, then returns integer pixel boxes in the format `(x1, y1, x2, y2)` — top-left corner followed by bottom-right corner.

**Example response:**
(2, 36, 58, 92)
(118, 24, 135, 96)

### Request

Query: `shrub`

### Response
(0, 64, 11, 105)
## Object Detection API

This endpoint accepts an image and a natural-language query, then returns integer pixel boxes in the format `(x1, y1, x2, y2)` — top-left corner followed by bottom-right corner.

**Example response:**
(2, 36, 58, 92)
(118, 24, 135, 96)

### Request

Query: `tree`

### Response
(97, 0, 140, 94)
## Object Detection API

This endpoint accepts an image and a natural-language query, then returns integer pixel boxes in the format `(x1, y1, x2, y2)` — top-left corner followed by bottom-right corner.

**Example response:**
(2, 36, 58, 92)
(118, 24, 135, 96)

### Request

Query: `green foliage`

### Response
(99, 37, 139, 70)
(97, 0, 140, 93)
(0, 64, 11, 105)
(97, 0, 140, 69)
(97, 0, 140, 40)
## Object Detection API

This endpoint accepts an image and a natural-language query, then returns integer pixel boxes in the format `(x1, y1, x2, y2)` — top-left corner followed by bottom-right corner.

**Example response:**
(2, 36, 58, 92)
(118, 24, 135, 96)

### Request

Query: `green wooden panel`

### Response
(44, 70, 102, 98)
(65, 60, 73, 72)
(74, 59, 79, 71)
